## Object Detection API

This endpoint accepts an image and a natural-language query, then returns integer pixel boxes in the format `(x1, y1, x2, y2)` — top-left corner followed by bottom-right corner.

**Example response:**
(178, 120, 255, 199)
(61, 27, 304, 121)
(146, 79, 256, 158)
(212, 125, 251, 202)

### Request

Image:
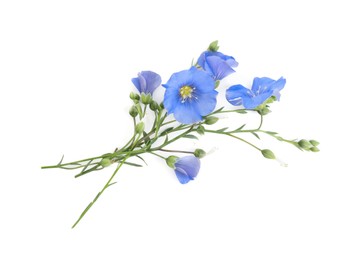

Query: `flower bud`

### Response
(129, 105, 138, 117)
(310, 146, 320, 152)
(149, 100, 158, 111)
(130, 92, 140, 101)
(196, 125, 205, 135)
(261, 149, 276, 159)
(298, 139, 312, 150)
(208, 40, 219, 52)
(141, 93, 152, 104)
(309, 140, 320, 147)
(204, 116, 219, 125)
(194, 149, 206, 158)
(166, 156, 178, 169)
(135, 122, 145, 134)
(100, 158, 112, 167)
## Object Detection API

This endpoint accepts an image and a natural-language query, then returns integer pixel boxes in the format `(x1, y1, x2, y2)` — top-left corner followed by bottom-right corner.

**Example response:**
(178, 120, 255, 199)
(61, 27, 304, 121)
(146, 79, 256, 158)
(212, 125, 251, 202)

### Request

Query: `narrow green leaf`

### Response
(236, 110, 247, 114)
(251, 132, 260, 139)
(136, 155, 148, 165)
(183, 134, 199, 140)
(57, 155, 64, 165)
(233, 124, 246, 132)
(160, 127, 174, 136)
(265, 131, 278, 135)
(217, 127, 228, 132)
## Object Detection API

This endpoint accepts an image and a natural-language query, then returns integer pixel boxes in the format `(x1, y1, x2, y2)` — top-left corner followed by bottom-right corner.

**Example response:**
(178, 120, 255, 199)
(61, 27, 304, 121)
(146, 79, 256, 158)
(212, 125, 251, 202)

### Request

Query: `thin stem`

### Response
(148, 151, 166, 160)
(204, 129, 261, 151)
(158, 148, 194, 154)
(161, 119, 176, 126)
(71, 153, 132, 228)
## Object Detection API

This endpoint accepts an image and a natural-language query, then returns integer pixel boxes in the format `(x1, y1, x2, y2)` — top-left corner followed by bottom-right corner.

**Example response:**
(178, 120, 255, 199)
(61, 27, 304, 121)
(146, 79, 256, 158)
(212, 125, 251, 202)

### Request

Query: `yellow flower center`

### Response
(179, 85, 193, 100)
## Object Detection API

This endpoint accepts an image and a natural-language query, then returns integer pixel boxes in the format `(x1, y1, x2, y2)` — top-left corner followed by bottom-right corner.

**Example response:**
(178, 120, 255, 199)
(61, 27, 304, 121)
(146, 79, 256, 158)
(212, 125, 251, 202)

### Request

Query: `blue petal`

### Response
(195, 90, 218, 116)
(163, 83, 180, 113)
(226, 84, 253, 106)
(174, 156, 200, 184)
(172, 101, 202, 124)
(189, 67, 215, 93)
(131, 77, 142, 93)
(242, 92, 273, 109)
(251, 77, 276, 95)
(140, 71, 162, 94)
(206, 56, 235, 80)
(270, 77, 286, 100)
(174, 169, 191, 184)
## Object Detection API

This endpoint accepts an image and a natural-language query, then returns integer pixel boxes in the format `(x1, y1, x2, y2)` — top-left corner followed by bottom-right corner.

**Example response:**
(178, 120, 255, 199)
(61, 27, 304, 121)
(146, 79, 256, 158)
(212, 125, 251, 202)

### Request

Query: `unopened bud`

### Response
(208, 40, 219, 52)
(149, 100, 158, 111)
(130, 92, 140, 101)
(100, 158, 112, 167)
(135, 122, 145, 134)
(309, 140, 320, 147)
(204, 116, 219, 125)
(298, 139, 312, 150)
(194, 149, 206, 158)
(129, 106, 138, 117)
(310, 146, 320, 152)
(261, 149, 276, 159)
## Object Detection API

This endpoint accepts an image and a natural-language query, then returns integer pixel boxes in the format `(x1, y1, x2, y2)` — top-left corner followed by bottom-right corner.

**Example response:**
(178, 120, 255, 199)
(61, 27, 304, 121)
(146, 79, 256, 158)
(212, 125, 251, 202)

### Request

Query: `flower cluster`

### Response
(42, 41, 319, 228)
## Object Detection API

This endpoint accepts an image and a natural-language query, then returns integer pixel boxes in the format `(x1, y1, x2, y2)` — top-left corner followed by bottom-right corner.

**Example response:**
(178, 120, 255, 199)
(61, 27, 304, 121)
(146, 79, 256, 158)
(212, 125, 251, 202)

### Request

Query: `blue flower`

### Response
(226, 77, 286, 109)
(197, 51, 238, 80)
(174, 156, 201, 184)
(163, 67, 218, 124)
(131, 71, 162, 95)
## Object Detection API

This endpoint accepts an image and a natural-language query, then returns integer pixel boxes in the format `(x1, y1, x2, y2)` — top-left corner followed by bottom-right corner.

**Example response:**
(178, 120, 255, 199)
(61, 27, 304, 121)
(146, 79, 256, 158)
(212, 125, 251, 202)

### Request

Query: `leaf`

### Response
(251, 132, 260, 140)
(160, 127, 174, 136)
(57, 155, 64, 165)
(123, 161, 143, 167)
(183, 134, 199, 140)
(135, 155, 148, 165)
(233, 124, 246, 132)
(236, 110, 247, 114)
(217, 127, 228, 132)
(265, 131, 278, 135)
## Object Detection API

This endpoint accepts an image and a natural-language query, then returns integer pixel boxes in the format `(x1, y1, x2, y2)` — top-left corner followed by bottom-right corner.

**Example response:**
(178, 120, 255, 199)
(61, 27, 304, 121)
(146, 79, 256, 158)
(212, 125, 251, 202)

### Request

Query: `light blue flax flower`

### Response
(197, 51, 238, 80)
(226, 77, 286, 109)
(174, 156, 201, 184)
(131, 71, 162, 95)
(163, 67, 218, 124)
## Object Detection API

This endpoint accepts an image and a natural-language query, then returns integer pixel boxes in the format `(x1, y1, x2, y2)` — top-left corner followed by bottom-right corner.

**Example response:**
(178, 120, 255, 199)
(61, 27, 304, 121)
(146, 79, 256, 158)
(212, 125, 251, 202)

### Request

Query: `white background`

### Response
(1, 0, 358, 259)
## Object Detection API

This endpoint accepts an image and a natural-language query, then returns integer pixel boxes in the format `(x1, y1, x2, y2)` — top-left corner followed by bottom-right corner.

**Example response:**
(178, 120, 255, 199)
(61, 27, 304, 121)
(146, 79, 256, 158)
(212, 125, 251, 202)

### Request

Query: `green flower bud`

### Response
(310, 146, 320, 152)
(149, 100, 158, 111)
(194, 149, 206, 158)
(129, 105, 138, 117)
(141, 93, 152, 104)
(130, 92, 140, 101)
(204, 116, 219, 125)
(100, 158, 112, 167)
(135, 122, 145, 134)
(196, 125, 205, 135)
(159, 102, 165, 110)
(208, 40, 219, 52)
(298, 139, 312, 150)
(309, 140, 320, 147)
(261, 149, 276, 159)
(166, 156, 178, 169)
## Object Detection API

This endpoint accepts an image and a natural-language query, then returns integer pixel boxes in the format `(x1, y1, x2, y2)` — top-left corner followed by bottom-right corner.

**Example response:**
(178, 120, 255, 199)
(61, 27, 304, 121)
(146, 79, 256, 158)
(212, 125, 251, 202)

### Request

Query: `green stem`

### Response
(148, 151, 166, 160)
(204, 129, 261, 151)
(72, 153, 132, 228)
(159, 148, 194, 154)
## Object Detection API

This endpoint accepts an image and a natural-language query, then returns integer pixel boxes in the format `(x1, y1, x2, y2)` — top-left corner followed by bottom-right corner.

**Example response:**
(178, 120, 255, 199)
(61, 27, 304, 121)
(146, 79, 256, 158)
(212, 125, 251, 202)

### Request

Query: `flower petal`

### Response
(140, 71, 162, 94)
(195, 90, 218, 116)
(174, 156, 200, 184)
(131, 77, 142, 93)
(226, 84, 253, 106)
(172, 101, 202, 124)
(206, 56, 236, 80)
